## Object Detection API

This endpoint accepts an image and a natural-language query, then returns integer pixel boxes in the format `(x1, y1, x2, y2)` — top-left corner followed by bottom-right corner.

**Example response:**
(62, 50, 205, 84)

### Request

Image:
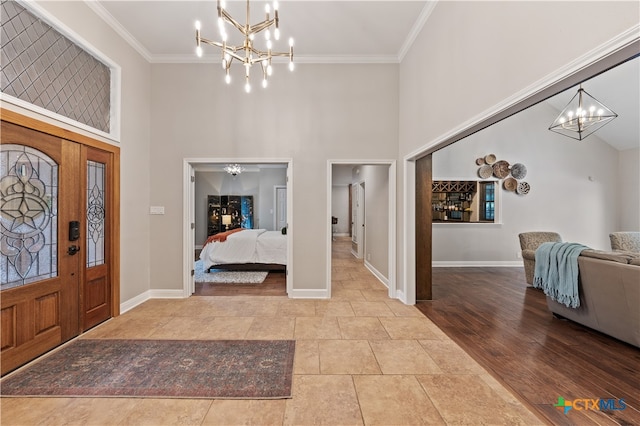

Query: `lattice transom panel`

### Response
(1, 0, 111, 133)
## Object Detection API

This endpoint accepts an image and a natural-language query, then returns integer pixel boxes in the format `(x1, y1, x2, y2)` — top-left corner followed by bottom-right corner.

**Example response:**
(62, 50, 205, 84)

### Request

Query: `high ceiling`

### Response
(90, 1, 638, 151)
(545, 56, 639, 151)
(90, 1, 431, 63)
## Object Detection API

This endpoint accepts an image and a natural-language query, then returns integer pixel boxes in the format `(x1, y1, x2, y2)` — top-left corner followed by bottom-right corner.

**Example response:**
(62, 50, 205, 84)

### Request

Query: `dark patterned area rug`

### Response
(1, 339, 295, 399)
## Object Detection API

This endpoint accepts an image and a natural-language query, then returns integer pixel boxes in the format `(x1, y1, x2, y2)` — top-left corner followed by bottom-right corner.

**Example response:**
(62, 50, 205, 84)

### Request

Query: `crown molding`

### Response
(83, 0, 154, 63)
(85, 1, 435, 66)
(398, 0, 438, 62)
(150, 54, 401, 64)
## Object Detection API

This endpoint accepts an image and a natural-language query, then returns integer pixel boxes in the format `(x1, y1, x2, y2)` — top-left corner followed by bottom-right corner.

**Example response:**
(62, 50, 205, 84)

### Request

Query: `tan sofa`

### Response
(518, 232, 563, 285)
(546, 249, 640, 348)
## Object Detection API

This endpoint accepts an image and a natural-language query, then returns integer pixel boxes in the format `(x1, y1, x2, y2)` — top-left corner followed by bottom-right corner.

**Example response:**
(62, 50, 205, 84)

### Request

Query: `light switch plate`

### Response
(149, 206, 165, 215)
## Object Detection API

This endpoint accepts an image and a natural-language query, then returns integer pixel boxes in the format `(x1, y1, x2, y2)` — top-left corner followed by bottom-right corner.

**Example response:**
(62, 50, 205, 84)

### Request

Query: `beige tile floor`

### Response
(1, 238, 544, 425)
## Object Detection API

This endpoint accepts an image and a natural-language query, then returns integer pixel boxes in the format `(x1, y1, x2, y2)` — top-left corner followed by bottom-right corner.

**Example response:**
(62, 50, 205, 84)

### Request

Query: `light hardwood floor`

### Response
(1, 237, 542, 425)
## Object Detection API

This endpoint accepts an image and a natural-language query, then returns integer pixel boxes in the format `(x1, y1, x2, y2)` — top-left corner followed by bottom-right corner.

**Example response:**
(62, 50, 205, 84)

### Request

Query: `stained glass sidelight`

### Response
(86, 161, 105, 268)
(0, 145, 58, 290)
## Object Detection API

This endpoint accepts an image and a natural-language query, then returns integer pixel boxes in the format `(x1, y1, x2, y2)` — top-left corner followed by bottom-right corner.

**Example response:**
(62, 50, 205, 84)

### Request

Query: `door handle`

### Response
(67, 245, 80, 256)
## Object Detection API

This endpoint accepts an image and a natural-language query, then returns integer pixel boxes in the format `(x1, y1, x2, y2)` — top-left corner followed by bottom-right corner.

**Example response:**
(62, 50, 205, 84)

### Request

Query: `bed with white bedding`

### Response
(199, 229, 287, 271)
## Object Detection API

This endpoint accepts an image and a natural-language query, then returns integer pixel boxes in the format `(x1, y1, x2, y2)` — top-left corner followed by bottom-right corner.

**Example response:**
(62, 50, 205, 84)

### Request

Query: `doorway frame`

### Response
(401, 30, 640, 305)
(183, 158, 293, 297)
(327, 160, 396, 300)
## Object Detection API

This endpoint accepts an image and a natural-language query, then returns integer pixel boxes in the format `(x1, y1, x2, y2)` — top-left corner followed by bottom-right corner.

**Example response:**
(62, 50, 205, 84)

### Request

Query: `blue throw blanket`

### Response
(533, 242, 589, 308)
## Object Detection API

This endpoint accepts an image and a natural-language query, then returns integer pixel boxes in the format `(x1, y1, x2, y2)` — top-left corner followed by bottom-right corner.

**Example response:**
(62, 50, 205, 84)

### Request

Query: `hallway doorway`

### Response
(328, 161, 396, 300)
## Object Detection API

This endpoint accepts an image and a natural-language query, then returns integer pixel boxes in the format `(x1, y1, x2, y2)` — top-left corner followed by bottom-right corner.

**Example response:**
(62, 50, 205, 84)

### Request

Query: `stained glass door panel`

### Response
(0, 121, 81, 376)
(82, 148, 111, 331)
(0, 145, 58, 289)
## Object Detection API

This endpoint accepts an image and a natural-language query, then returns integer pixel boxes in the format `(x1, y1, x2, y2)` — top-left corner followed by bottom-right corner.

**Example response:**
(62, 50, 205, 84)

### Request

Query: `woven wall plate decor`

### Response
(510, 163, 527, 180)
(478, 164, 493, 179)
(516, 181, 531, 195)
(503, 177, 517, 192)
(484, 154, 497, 165)
(476, 157, 485, 165)
(492, 160, 510, 178)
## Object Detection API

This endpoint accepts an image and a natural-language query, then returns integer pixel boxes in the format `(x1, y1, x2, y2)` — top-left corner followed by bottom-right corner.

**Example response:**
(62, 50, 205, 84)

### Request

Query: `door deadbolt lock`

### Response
(67, 245, 80, 256)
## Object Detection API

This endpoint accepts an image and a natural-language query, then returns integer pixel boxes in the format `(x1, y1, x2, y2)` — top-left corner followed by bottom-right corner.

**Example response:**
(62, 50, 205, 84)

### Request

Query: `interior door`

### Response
(275, 186, 287, 230)
(0, 121, 81, 375)
(351, 184, 358, 244)
(356, 182, 365, 259)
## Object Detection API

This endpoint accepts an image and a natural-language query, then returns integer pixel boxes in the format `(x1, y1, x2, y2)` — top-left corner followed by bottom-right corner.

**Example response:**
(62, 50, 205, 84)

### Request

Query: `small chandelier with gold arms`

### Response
(195, 0, 294, 93)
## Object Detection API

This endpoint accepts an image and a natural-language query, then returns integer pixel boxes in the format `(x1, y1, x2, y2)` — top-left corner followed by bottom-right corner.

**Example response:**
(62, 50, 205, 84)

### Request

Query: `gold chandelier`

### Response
(195, 0, 294, 92)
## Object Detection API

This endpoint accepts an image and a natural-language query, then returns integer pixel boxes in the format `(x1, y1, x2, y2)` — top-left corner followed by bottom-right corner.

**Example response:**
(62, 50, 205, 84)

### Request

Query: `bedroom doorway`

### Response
(328, 161, 396, 300)
(183, 159, 293, 298)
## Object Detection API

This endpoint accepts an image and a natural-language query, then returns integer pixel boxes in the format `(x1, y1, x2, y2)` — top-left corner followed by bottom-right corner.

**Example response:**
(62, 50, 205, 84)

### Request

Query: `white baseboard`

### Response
(432, 261, 523, 267)
(149, 289, 186, 299)
(364, 260, 389, 288)
(120, 289, 186, 314)
(120, 291, 150, 314)
(395, 288, 408, 305)
(288, 288, 330, 299)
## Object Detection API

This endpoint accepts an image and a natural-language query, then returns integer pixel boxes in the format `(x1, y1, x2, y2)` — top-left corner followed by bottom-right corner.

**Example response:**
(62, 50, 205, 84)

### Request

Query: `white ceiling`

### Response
(544, 56, 639, 151)
(90, 1, 638, 151)
(90, 1, 431, 63)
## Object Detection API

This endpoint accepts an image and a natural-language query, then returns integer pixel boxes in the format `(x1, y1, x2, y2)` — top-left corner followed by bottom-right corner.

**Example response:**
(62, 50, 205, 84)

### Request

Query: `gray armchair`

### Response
(609, 232, 640, 252)
(518, 232, 563, 285)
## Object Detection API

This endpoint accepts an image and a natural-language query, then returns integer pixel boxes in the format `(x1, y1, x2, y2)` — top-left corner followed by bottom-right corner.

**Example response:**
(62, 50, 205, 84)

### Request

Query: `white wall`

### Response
(398, 1, 639, 296)
(194, 168, 287, 245)
(618, 148, 640, 231)
(32, 1, 152, 304)
(432, 100, 620, 263)
(331, 185, 350, 235)
(150, 63, 399, 292)
(358, 165, 389, 277)
(257, 168, 288, 231)
(332, 165, 353, 235)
